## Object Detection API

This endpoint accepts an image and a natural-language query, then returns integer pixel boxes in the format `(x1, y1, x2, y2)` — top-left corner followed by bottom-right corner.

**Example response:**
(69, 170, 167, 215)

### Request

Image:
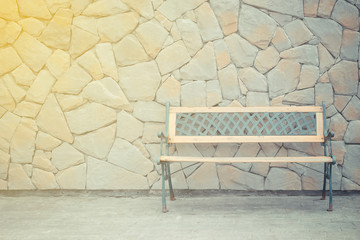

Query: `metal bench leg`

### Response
(321, 163, 327, 200)
(161, 163, 168, 213)
(327, 164, 333, 211)
(166, 163, 176, 201)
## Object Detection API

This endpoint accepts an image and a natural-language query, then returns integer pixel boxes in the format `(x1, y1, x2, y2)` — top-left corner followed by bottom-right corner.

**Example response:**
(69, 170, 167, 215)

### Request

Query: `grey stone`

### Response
(176, 19, 203, 57)
(233, 143, 260, 171)
(195, 144, 216, 157)
(343, 145, 360, 185)
(181, 81, 207, 107)
(329, 113, 348, 141)
(238, 68, 267, 92)
(284, 19, 313, 46)
(315, 83, 333, 107)
(218, 64, 240, 100)
(218, 165, 264, 190)
(318, 0, 337, 18)
(342, 96, 360, 121)
(340, 29, 360, 61)
(318, 43, 335, 74)
(280, 45, 319, 66)
(213, 39, 231, 70)
(142, 123, 164, 144)
(187, 163, 219, 189)
(334, 95, 352, 112)
(298, 65, 319, 90)
(304, 0, 319, 17)
(214, 144, 239, 157)
(331, 0, 359, 30)
(328, 60, 358, 95)
(284, 142, 323, 156)
(341, 177, 360, 190)
(238, 5, 277, 49)
(176, 144, 203, 177)
(326, 105, 338, 118)
(283, 88, 315, 106)
(195, 2, 223, 41)
(254, 46, 280, 74)
(210, 0, 239, 35)
(271, 27, 292, 52)
(243, 0, 304, 18)
(133, 101, 165, 123)
(332, 141, 346, 165)
(224, 34, 258, 68)
(206, 80, 223, 106)
(246, 92, 270, 107)
(304, 17, 343, 58)
(156, 41, 191, 75)
(265, 168, 301, 190)
(344, 121, 360, 143)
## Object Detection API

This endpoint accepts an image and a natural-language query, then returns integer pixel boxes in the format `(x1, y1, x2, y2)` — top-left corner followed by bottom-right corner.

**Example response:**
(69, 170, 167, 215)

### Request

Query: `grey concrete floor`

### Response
(0, 191, 359, 240)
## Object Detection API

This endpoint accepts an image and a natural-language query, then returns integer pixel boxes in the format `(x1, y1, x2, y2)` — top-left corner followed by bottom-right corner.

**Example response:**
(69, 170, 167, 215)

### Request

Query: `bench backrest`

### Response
(165, 104, 326, 144)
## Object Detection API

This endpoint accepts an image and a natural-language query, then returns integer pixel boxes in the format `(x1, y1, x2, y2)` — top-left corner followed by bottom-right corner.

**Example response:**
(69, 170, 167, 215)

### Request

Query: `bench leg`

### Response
(321, 163, 327, 200)
(167, 163, 176, 201)
(161, 163, 168, 213)
(327, 164, 333, 212)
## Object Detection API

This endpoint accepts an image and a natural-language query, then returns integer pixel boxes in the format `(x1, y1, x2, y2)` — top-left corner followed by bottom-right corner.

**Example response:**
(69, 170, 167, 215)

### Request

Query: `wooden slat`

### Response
(168, 111, 177, 140)
(169, 106, 323, 113)
(160, 156, 333, 163)
(316, 112, 324, 137)
(168, 135, 324, 143)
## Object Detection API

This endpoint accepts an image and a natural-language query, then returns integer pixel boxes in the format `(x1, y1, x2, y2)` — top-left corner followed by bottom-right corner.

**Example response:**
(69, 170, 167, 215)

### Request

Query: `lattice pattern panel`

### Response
(175, 112, 317, 136)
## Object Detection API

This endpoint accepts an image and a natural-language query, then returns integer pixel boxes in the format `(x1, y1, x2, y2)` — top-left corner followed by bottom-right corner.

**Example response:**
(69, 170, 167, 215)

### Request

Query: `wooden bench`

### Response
(157, 102, 335, 213)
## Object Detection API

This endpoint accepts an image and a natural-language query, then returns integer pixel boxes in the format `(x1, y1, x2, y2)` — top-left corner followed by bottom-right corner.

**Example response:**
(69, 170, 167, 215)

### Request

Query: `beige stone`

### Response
(0, 47, 22, 76)
(73, 124, 116, 159)
(65, 102, 116, 135)
(195, 2, 223, 41)
(210, 0, 239, 35)
(26, 70, 56, 104)
(133, 101, 165, 123)
(82, 77, 131, 111)
(239, 67, 267, 92)
(341, 177, 360, 190)
(265, 168, 301, 190)
(187, 163, 219, 189)
(246, 92, 270, 107)
(176, 19, 203, 57)
(147, 171, 160, 187)
(315, 83, 333, 107)
(118, 61, 161, 101)
(298, 65, 319, 90)
(180, 42, 217, 81)
(318, 0, 337, 18)
(254, 46, 279, 74)
(0, 112, 21, 142)
(73, 16, 97, 35)
(46, 0, 70, 14)
(35, 131, 62, 151)
(156, 41, 191, 75)
(18, 18, 45, 36)
(239, 5, 277, 49)
(283, 88, 314, 106)
(243, 0, 304, 18)
(181, 81, 207, 107)
(36, 94, 73, 143)
(10, 119, 36, 164)
(0, 150, 10, 180)
(87, 157, 149, 189)
(280, 45, 319, 66)
(114, 35, 149, 66)
(56, 94, 86, 112)
(318, 72, 330, 83)
(328, 60, 358, 95)
(206, 80, 223, 107)
(0, 79, 15, 111)
(14, 101, 41, 118)
(271, 27, 292, 52)
(154, 11, 172, 31)
(329, 113, 348, 141)
(8, 163, 36, 190)
(304, 0, 319, 17)
(4, 22, 21, 44)
(331, 0, 359, 31)
(69, 26, 99, 58)
(342, 97, 360, 121)
(96, 43, 118, 81)
(224, 34, 258, 68)
(142, 122, 164, 144)
(52, 64, 92, 95)
(82, 0, 129, 17)
(0, 136, 9, 154)
(218, 64, 240, 100)
(268, 60, 300, 98)
(97, 12, 139, 42)
(0, 0, 19, 20)
(218, 165, 264, 190)
(77, 51, 104, 80)
(56, 163, 86, 189)
(340, 29, 360, 61)
(2, 74, 25, 103)
(331, 141, 345, 165)
(213, 39, 231, 70)
(18, 0, 51, 19)
(11, 64, 35, 87)
(284, 19, 313, 47)
(156, 76, 181, 106)
(157, 0, 206, 21)
(52, 143, 84, 171)
(0, 179, 6, 189)
(71, 0, 92, 16)
(32, 150, 57, 173)
(39, 9, 72, 49)
(122, 0, 154, 19)
(14, 32, 52, 72)
(32, 168, 59, 189)
(108, 138, 153, 176)
(334, 95, 351, 112)
(135, 140, 151, 159)
(117, 111, 143, 142)
(46, 49, 70, 78)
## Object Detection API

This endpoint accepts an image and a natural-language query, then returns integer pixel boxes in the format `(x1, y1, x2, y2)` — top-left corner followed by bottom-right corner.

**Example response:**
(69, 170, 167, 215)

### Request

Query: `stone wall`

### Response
(0, 0, 359, 191)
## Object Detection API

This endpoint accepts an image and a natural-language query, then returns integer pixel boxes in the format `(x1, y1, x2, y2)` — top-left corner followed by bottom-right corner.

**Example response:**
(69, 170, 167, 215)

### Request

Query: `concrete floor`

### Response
(0, 191, 359, 240)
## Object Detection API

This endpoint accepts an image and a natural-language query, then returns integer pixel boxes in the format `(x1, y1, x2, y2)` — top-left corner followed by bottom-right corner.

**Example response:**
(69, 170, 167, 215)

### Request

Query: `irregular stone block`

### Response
(73, 16, 97, 35)
(239, 5, 277, 49)
(195, 2, 223, 41)
(176, 143, 203, 177)
(233, 143, 260, 171)
(265, 168, 301, 190)
(283, 88, 315, 106)
(268, 59, 300, 98)
(11, 64, 35, 87)
(341, 177, 360, 190)
(210, 0, 239, 35)
(156, 76, 181, 106)
(32, 150, 57, 173)
(304, 0, 319, 17)
(284, 19, 313, 46)
(26, 70, 56, 104)
(135, 20, 168, 58)
(17, 0, 51, 19)
(246, 92, 270, 107)
(114, 35, 150, 66)
(2, 74, 25, 103)
(96, 43, 118, 81)
(35, 131, 61, 152)
(239, 67, 267, 92)
(243, 0, 304, 18)
(157, 0, 206, 21)
(133, 101, 165, 122)
(187, 163, 219, 189)
(5, 21, 22, 44)
(340, 29, 360, 61)
(304, 17, 342, 58)
(334, 95, 351, 112)
(318, 0, 337, 18)
(52, 64, 92, 95)
(118, 61, 161, 101)
(18, 17, 45, 36)
(329, 113, 348, 141)
(0, 112, 21, 142)
(122, 0, 153, 19)
(180, 42, 217, 81)
(343, 145, 360, 185)
(254, 46, 279, 74)
(39, 9, 72, 49)
(344, 121, 360, 143)
(73, 124, 116, 159)
(69, 26, 99, 58)
(342, 96, 360, 121)
(77, 51, 104, 80)
(0, 0, 19, 20)
(181, 81, 207, 107)
(52, 143, 84, 171)
(315, 83, 333, 107)
(82, 0, 129, 17)
(213, 39, 231, 70)
(332, 141, 346, 165)
(14, 32, 52, 72)
(143, 123, 165, 144)
(71, 0, 92, 16)
(36, 94, 73, 143)
(218, 64, 240, 100)
(156, 41, 191, 75)
(175, 19, 202, 57)
(56, 94, 86, 112)
(151, 163, 188, 190)
(0, 79, 15, 111)
(331, 0, 359, 31)
(8, 163, 35, 190)
(46, 49, 70, 78)
(298, 65, 319, 90)
(271, 27, 292, 52)
(280, 45, 319, 66)
(10, 119, 36, 164)
(32, 168, 59, 189)
(218, 165, 264, 190)
(97, 12, 139, 42)
(225, 33, 258, 68)
(0, 150, 10, 180)
(214, 143, 239, 157)
(14, 101, 41, 119)
(56, 163, 86, 189)
(117, 111, 143, 142)
(329, 60, 358, 95)
(207, 80, 223, 107)
(0, 47, 22, 76)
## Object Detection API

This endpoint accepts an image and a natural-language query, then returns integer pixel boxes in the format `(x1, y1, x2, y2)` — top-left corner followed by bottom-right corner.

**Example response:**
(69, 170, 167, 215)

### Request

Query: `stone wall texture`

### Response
(0, 0, 359, 191)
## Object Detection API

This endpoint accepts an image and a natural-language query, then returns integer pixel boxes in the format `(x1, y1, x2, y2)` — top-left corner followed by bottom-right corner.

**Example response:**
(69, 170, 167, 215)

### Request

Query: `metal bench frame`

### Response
(158, 102, 336, 213)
